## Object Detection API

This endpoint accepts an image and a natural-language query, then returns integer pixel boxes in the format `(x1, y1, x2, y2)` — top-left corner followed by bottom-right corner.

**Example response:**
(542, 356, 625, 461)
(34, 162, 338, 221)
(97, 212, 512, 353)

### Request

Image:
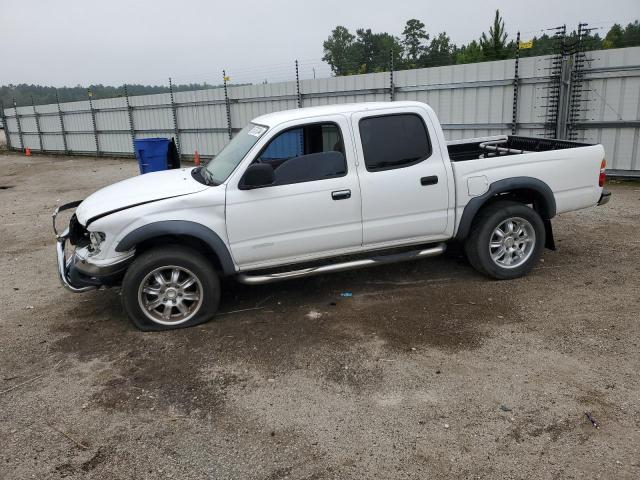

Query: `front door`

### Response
(350, 107, 450, 246)
(225, 116, 363, 269)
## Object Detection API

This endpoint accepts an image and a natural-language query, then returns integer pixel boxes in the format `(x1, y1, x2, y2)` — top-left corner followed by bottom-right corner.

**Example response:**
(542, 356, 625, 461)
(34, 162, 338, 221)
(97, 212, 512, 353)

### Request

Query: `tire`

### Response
(464, 200, 545, 280)
(121, 245, 220, 331)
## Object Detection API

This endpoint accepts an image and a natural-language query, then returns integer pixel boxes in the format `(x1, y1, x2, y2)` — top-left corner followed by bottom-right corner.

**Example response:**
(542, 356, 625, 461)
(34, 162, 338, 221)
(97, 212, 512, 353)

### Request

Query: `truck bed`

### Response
(447, 135, 591, 162)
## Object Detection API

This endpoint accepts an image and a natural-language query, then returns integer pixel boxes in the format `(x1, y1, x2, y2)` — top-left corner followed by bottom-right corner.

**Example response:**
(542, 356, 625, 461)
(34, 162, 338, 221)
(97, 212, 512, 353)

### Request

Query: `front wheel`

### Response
(465, 200, 545, 280)
(121, 245, 220, 331)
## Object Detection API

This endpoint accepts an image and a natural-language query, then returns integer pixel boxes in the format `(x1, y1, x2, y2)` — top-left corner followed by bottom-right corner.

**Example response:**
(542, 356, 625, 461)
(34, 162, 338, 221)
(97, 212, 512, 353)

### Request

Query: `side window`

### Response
(255, 122, 347, 186)
(359, 114, 432, 172)
(260, 128, 303, 165)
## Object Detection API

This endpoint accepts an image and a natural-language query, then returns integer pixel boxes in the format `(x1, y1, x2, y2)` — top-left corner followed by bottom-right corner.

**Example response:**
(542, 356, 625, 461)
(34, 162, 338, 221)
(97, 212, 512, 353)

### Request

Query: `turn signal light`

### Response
(599, 159, 606, 187)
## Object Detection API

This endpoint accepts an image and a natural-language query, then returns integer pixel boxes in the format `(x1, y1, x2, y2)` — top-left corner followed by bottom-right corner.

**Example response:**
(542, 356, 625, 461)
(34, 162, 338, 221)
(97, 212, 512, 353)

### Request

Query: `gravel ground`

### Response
(0, 153, 638, 479)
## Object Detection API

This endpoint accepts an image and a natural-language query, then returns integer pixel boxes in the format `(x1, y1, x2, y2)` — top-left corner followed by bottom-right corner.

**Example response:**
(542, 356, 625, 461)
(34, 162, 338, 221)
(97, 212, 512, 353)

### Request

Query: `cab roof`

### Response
(252, 101, 431, 127)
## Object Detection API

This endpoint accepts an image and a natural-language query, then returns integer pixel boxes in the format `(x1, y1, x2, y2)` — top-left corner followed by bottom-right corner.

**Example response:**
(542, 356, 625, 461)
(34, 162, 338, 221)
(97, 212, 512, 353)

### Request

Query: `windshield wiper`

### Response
(202, 168, 219, 186)
(191, 167, 206, 185)
(191, 166, 216, 186)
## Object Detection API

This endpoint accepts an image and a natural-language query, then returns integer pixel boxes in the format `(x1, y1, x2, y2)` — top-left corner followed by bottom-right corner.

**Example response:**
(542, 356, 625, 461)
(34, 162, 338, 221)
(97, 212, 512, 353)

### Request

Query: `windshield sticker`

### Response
(248, 125, 267, 137)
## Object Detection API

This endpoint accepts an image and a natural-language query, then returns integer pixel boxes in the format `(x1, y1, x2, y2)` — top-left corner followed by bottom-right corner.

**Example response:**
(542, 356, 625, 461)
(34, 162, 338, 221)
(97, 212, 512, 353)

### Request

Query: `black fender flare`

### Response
(115, 220, 236, 276)
(454, 176, 556, 241)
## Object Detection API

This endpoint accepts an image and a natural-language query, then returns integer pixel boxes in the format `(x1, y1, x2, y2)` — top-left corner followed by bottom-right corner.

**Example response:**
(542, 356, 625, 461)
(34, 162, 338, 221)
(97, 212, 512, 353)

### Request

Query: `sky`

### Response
(1, 0, 638, 86)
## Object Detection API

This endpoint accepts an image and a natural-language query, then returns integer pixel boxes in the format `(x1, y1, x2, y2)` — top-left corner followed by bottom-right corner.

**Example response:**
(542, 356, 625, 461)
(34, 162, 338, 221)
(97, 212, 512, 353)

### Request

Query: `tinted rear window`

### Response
(359, 114, 431, 171)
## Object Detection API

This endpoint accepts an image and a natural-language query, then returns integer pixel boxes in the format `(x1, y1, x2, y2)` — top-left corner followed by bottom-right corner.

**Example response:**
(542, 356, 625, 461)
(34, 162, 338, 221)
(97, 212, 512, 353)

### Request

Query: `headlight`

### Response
(89, 231, 106, 253)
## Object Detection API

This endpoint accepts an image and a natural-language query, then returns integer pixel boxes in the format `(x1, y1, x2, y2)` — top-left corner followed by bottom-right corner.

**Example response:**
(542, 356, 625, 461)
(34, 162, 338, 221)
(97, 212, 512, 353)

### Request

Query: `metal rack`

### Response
(542, 25, 567, 138)
(567, 23, 594, 140)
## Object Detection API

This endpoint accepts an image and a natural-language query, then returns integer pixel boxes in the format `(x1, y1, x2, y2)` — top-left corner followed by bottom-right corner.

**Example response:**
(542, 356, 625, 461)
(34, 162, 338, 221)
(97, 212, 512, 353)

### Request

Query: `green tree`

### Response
(621, 21, 640, 47)
(426, 32, 456, 66)
(322, 26, 356, 75)
(348, 29, 403, 73)
(373, 32, 404, 72)
(517, 33, 554, 58)
(355, 28, 376, 71)
(581, 31, 603, 51)
(480, 10, 509, 60)
(402, 19, 429, 67)
(603, 23, 623, 48)
(456, 40, 484, 64)
(601, 21, 640, 49)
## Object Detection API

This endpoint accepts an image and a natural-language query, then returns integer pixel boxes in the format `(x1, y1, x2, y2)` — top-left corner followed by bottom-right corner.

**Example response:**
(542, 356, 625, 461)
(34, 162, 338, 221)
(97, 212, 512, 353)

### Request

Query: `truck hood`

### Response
(76, 168, 209, 225)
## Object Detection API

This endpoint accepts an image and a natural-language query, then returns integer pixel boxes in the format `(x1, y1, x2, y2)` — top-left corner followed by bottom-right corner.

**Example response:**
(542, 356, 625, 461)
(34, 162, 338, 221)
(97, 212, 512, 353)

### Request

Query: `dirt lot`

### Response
(0, 153, 638, 479)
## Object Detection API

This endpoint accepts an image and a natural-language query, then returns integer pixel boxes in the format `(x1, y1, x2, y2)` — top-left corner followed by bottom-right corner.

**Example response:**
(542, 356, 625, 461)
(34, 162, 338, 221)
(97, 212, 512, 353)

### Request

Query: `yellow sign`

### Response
(224, 76, 230, 82)
(519, 40, 533, 49)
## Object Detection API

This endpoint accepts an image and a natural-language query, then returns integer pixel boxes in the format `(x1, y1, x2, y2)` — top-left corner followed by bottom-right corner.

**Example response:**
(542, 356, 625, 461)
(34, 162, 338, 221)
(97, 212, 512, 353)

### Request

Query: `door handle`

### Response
(331, 189, 351, 200)
(420, 175, 438, 186)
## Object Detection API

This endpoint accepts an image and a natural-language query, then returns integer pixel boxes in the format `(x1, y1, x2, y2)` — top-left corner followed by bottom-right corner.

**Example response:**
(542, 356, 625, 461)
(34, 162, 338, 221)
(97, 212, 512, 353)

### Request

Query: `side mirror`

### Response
(240, 163, 275, 190)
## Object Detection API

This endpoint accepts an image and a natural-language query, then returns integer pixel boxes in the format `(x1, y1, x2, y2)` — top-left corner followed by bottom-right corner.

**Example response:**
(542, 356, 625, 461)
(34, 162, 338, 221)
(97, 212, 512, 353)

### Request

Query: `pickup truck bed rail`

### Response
(447, 135, 591, 162)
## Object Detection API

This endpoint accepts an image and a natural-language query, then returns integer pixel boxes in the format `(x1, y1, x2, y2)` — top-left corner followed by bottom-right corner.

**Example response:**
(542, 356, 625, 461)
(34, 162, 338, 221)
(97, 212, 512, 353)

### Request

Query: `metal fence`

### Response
(2, 46, 639, 175)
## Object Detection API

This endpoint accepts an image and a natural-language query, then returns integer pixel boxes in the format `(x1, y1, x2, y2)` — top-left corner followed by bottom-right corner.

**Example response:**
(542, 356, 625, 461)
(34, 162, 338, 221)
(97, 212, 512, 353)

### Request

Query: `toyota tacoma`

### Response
(53, 101, 611, 330)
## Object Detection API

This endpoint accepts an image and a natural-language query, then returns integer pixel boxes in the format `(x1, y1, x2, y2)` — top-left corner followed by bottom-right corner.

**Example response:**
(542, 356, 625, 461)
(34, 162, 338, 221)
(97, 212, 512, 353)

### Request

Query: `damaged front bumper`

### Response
(56, 229, 95, 292)
(53, 202, 133, 292)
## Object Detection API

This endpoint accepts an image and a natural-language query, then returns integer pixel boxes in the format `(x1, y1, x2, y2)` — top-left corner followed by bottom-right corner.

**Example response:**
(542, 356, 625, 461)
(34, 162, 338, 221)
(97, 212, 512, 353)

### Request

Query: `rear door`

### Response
(350, 106, 450, 246)
(225, 115, 363, 269)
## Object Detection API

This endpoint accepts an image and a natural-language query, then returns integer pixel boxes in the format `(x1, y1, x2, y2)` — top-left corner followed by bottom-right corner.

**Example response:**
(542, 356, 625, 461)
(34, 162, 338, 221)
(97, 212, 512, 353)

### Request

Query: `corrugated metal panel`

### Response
(66, 133, 95, 152)
(8, 133, 21, 148)
(580, 47, 640, 172)
(41, 133, 65, 151)
(97, 133, 129, 153)
(39, 112, 62, 132)
(2, 47, 638, 173)
(35, 102, 65, 151)
(4, 115, 21, 148)
(90, 97, 131, 153)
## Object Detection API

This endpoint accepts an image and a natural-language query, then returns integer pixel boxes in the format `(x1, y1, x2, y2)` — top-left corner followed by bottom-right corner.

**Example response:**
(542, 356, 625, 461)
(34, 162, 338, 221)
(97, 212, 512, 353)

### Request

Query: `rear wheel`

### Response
(465, 200, 545, 280)
(121, 245, 220, 331)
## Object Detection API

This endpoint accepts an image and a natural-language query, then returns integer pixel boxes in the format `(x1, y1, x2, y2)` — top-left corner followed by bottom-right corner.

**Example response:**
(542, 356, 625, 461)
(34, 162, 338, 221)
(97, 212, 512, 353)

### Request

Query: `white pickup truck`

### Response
(53, 101, 610, 331)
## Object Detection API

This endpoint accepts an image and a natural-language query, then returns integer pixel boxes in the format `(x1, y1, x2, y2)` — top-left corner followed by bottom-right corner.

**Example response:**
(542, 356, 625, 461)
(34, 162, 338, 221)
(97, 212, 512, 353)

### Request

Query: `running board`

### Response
(236, 243, 447, 285)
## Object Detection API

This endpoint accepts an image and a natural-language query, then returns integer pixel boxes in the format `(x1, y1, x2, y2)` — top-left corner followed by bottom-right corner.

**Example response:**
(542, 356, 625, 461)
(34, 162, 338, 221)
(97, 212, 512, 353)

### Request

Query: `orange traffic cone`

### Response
(193, 150, 201, 166)
(25, 147, 31, 157)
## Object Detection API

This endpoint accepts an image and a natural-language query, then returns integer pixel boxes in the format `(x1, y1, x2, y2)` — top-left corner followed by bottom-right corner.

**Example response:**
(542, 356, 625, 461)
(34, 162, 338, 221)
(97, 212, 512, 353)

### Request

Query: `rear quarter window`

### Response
(359, 113, 432, 172)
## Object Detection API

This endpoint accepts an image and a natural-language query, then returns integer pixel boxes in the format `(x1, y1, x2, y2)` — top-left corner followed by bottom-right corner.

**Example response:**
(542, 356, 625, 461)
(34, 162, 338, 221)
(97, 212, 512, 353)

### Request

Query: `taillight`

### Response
(599, 159, 606, 187)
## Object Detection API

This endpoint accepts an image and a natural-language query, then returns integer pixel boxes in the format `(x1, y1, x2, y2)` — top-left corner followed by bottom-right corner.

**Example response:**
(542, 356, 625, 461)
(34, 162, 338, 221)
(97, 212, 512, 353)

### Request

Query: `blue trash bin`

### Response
(134, 138, 170, 174)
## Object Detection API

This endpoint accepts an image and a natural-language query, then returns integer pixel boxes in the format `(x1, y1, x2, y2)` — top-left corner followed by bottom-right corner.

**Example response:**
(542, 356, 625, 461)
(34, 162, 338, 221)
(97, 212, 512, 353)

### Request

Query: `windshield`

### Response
(204, 123, 268, 184)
